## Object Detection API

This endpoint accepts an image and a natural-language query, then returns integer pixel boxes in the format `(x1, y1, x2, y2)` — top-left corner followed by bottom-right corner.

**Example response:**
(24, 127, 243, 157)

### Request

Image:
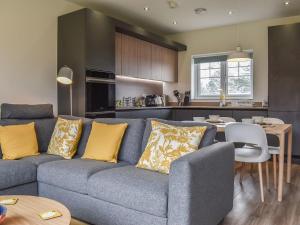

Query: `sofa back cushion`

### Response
(75, 118, 145, 165)
(0, 104, 56, 158)
(1, 103, 54, 119)
(141, 118, 217, 153)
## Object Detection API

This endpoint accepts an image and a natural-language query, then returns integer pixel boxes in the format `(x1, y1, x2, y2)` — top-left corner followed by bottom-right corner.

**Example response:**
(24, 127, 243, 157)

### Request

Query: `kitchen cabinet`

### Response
(58, 9, 115, 116)
(116, 109, 172, 120)
(268, 23, 300, 157)
(85, 10, 115, 73)
(115, 32, 122, 75)
(162, 48, 178, 82)
(137, 39, 152, 79)
(121, 34, 138, 77)
(116, 33, 178, 82)
(151, 44, 163, 80)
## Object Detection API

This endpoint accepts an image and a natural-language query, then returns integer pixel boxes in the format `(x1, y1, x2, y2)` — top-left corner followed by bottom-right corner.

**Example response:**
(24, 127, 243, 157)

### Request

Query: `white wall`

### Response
(165, 15, 300, 102)
(0, 0, 81, 114)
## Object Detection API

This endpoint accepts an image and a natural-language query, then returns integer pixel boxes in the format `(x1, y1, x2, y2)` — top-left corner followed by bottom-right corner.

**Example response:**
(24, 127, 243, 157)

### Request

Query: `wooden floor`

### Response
(222, 163, 300, 225)
(71, 163, 300, 225)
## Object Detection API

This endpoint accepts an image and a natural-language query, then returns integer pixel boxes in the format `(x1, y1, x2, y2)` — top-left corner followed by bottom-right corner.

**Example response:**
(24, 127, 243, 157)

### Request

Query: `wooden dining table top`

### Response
(215, 123, 292, 135)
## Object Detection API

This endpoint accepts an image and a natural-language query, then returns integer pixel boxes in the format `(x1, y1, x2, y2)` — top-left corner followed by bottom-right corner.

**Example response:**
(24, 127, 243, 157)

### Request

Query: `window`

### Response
(192, 52, 253, 99)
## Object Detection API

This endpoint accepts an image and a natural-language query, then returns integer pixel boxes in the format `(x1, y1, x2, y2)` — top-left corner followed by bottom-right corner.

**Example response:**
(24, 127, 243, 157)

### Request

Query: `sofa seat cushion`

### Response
(87, 166, 169, 217)
(0, 160, 36, 190)
(37, 159, 128, 194)
(21, 153, 63, 166)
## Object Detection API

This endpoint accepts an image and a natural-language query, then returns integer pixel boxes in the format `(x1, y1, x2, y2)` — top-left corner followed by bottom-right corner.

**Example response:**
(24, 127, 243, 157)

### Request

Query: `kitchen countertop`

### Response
(116, 106, 268, 111)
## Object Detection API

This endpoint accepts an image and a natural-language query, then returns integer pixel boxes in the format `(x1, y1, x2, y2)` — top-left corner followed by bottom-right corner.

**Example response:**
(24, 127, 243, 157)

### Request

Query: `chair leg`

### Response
(273, 155, 277, 189)
(250, 163, 254, 176)
(266, 161, 270, 190)
(258, 162, 264, 202)
(239, 163, 246, 184)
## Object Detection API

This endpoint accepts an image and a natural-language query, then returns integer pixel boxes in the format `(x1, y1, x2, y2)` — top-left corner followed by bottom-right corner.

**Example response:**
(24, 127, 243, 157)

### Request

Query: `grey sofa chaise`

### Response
(0, 104, 234, 225)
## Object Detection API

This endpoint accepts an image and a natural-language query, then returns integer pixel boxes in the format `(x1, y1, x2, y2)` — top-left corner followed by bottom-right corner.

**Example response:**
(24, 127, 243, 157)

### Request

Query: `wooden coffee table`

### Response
(0, 195, 71, 225)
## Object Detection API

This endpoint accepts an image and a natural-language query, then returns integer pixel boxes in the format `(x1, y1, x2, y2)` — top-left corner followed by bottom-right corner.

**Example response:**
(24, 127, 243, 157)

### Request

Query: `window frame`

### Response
(191, 51, 254, 100)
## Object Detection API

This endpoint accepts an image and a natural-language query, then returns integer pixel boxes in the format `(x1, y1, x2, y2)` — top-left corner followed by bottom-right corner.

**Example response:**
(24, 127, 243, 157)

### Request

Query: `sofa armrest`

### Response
(168, 142, 234, 225)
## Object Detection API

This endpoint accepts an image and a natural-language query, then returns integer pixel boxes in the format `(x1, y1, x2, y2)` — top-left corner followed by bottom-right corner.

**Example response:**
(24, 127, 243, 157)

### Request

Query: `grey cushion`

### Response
(1, 103, 54, 119)
(0, 160, 36, 190)
(37, 159, 128, 194)
(21, 153, 63, 166)
(141, 118, 217, 152)
(0, 118, 57, 154)
(87, 166, 169, 217)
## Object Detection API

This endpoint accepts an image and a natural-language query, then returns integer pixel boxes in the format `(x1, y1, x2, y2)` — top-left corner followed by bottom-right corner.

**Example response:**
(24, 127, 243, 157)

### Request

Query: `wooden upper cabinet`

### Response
(115, 32, 122, 75)
(116, 33, 178, 81)
(162, 48, 178, 82)
(137, 39, 152, 79)
(151, 44, 163, 80)
(121, 34, 138, 77)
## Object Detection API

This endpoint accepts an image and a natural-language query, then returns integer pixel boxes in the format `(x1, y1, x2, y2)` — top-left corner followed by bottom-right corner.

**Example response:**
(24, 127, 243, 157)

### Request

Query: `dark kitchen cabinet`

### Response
(86, 10, 115, 73)
(232, 110, 268, 122)
(172, 109, 233, 121)
(268, 23, 300, 112)
(116, 109, 172, 120)
(115, 32, 122, 75)
(58, 9, 115, 116)
(268, 23, 300, 157)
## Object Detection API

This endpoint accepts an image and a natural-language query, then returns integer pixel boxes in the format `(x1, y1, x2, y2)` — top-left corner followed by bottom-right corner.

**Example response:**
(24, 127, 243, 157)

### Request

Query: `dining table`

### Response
(213, 122, 293, 202)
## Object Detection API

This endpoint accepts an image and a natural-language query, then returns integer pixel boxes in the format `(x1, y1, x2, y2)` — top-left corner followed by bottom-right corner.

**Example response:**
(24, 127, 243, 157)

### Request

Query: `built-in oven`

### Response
(85, 70, 116, 118)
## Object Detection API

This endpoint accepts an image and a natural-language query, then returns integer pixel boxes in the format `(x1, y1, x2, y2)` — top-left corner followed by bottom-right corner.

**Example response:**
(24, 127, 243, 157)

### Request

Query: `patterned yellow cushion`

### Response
(136, 121, 207, 174)
(47, 117, 82, 159)
(0, 122, 39, 160)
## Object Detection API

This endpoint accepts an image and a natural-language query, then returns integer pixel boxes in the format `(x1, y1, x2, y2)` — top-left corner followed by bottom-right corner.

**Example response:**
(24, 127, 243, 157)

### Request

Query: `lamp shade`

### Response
(227, 46, 251, 62)
(57, 66, 73, 85)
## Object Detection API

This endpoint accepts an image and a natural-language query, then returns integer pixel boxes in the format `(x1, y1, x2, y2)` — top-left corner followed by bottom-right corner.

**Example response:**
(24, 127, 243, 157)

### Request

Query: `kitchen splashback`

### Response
(116, 77, 163, 100)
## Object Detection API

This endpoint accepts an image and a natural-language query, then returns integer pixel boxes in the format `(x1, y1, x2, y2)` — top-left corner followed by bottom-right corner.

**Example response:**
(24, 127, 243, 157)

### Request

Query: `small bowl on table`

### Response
(0, 205, 7, 224)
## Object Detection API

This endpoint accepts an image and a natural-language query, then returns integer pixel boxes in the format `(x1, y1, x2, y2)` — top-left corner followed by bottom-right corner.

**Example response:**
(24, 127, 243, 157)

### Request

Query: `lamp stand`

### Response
(70, 84, 73, 116)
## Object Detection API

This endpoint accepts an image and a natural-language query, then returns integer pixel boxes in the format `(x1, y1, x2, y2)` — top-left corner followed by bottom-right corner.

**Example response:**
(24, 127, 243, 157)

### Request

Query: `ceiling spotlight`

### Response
(168, 0, 179, 9)
(194, 8, 207, 15)
(173, 20, 177, 25)
(228, 11, 233, 15)
(144, 6, 149, 11)
(285, 1, 289, 5)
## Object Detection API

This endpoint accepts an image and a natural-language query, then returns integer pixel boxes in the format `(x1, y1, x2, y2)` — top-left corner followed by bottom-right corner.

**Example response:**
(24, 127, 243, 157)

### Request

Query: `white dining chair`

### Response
(225, 123, 271, 202)
(263, 117, 285, 189)
(220, 117, 236, 123)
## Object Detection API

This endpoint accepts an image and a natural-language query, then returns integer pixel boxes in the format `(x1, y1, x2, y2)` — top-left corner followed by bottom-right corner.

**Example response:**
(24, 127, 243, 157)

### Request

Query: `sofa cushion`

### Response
(87, 166, 169, 217)
(0, 160, 36, 190)
(0, 118, 57, 154)
(37, 159, 128, 194)
(74, 118, 145, 165)
(21, 153, 63, 166)
(142, 118, 217, 152)
(1, 103, 54, 119)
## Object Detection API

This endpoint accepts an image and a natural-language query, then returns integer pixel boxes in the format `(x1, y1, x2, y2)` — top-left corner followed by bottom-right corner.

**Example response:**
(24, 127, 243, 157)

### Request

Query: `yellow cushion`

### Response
(47, 117, 83, 159)
(136, 121, 207, 174)
(82, 122, 128, 163)
(0, 122, 39, 160)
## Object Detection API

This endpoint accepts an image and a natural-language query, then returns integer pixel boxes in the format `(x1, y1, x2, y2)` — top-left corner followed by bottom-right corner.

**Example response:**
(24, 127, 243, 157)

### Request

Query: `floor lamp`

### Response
(57, 66, 73, 115)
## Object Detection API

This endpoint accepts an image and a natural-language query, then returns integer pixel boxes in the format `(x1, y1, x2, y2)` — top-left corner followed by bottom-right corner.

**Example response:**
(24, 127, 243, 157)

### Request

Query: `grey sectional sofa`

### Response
(0, 104, 235, 225)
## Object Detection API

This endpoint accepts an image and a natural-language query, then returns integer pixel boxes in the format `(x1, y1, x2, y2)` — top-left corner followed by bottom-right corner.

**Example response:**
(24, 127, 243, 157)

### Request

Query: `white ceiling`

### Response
(67, 0, 300, 34)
